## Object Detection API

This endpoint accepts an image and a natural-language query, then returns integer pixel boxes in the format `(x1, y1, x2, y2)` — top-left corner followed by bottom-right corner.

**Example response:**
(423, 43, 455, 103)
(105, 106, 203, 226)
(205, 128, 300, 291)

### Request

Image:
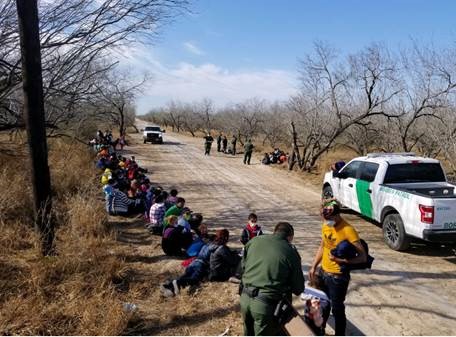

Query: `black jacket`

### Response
(208, 245, 240, 281)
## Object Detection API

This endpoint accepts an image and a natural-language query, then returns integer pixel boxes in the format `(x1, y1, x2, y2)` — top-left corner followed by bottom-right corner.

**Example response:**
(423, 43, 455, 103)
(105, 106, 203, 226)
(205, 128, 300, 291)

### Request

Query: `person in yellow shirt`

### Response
(309, 200, 366, 336)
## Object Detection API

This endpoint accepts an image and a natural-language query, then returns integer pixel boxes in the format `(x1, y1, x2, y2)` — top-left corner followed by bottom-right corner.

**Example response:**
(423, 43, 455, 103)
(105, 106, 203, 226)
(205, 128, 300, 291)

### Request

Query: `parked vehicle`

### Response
(323, 153, 456, 250)
(142, 125, 165, 144)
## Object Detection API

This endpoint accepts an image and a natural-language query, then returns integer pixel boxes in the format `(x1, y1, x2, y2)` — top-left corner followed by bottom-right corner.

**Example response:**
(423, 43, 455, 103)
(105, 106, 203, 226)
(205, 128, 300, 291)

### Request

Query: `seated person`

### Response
(178, 207, 192, 233)
(167, 189, 179, 205)
(261, 153, 271, 165)
(163, 197, 186, 230)
(106, 185, 141, 216)
(148, 194, 166, 233)
(160, 229, 231, 297)
(188, 213, 203, 232)
(128, 179, 139, 198)
(162, 215, 190, 256)
(208, 229, 240, 282)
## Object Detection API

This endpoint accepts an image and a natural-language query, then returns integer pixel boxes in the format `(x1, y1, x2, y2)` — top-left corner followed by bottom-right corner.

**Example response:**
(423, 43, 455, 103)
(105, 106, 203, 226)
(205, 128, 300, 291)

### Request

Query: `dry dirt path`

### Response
(125, 124, 456, 335)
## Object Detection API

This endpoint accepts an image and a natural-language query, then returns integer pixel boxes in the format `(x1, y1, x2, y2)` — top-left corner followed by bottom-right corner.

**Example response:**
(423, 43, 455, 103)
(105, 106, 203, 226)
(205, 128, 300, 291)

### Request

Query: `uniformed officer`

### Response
(231, 135, 237, 155)
(240, 222, 304, 336)
(203, 133, 214, 155)
(243, 139, 254, 164)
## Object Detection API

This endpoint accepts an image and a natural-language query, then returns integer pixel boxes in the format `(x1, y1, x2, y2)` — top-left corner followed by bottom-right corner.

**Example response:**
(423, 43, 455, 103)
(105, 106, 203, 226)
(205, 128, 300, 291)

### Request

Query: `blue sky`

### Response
(123, 0, 456, 114)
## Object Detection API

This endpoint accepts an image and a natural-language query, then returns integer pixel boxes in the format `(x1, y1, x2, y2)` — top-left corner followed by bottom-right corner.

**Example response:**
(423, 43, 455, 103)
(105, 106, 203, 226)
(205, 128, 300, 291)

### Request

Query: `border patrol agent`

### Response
(240, 222, 304, 336)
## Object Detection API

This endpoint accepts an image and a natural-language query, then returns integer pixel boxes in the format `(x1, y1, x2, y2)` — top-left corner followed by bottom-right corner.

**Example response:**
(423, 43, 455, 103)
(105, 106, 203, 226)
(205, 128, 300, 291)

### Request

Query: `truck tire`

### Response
(382, 213, 411, 251)
(322, 185, 334, 198)
(143, 139, 147, 144)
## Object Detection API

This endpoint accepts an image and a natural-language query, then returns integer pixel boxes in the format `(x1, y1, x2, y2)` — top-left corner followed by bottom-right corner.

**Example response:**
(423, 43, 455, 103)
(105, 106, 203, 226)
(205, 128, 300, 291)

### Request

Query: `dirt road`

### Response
(128, 125, 456, 335)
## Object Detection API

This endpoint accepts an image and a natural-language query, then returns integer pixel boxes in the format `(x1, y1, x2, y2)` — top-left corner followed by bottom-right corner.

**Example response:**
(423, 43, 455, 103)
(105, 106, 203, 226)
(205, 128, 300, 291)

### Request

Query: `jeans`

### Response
(176, 260, 207, 288)
(319, 272, 350, 336)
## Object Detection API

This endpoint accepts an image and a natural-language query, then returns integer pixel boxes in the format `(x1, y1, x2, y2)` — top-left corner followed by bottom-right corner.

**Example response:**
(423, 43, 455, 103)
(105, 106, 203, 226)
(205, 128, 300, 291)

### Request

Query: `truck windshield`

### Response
(383, 163, 446, 184)
(145, 127, 161, 131)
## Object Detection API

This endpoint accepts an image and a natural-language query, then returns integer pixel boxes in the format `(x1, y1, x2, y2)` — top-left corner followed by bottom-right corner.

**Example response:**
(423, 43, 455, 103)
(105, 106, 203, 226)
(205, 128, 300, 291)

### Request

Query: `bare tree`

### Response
(394, 43, 456, 151)
(289, 42, 401, 171)
(1, 0, 189, 133)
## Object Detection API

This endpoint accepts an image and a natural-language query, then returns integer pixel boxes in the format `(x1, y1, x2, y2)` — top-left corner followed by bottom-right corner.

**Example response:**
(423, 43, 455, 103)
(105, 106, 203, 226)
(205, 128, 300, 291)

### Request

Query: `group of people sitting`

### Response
(160, 212, 264, 297)
(90, 129, 127, 153)
(93, 134, 267, 297)
(94, 132, 150, 217)
(261, 148, 287, 165)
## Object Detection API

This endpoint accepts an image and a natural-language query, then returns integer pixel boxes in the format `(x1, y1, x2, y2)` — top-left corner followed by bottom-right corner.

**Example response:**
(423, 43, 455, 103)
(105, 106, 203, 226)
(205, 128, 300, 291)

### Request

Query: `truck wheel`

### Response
(322, 185, 333, 198)
(382, 213, 411, 251)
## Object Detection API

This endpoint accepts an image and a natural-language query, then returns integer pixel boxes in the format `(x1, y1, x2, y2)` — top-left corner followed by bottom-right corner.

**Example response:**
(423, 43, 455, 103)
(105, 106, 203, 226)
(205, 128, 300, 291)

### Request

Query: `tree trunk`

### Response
(16, 0, 54, 256)
(288, 122, 301, 171)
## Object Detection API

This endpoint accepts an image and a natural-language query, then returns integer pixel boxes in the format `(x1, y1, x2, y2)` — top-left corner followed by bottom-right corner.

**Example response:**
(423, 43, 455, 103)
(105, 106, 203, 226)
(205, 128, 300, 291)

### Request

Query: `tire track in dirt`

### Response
(130, 125, 456, 336)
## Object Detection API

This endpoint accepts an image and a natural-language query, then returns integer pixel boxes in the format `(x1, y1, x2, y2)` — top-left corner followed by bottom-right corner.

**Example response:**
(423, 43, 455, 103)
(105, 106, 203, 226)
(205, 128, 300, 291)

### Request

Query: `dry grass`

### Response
(0, 136, 243, 336)
(114, 223, 243, 336)
(0, 139, 131, 335)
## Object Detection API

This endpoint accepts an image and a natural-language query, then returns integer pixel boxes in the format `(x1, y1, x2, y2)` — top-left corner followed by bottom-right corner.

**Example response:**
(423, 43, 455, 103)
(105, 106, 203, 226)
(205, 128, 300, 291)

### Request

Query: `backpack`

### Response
(331, 239, 374, 272)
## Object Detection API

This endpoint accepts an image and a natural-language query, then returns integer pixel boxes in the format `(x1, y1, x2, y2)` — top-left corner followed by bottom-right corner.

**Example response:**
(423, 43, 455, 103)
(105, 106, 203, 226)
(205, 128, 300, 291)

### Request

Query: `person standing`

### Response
(243, 139, 254, 165)
(222, 135, 228, 153)
(309, 200, 366, 336)
(231, 135, 237, 155)
(204, 133, 214, 155)
(216, 133, 222, 152)
(240, 222, 304, 336)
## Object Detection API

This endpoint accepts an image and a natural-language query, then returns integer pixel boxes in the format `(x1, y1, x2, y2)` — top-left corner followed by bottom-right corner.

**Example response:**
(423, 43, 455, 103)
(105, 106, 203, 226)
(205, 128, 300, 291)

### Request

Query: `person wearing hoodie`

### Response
(240, 213, 263, 245)
(160, 229, 231, 297)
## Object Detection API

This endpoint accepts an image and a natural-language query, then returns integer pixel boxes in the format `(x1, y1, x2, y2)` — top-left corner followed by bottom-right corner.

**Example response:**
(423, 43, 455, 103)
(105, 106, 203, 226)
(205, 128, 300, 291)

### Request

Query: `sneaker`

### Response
(172, 279, 180, 295)
(160, 282, 175, 297)
(228, 276, 241, 284)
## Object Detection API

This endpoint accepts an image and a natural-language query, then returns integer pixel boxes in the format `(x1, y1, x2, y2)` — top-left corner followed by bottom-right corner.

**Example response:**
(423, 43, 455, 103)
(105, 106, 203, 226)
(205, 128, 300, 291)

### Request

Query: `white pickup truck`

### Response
(323, 153, 456, 251)
(142, 125, 165, 144)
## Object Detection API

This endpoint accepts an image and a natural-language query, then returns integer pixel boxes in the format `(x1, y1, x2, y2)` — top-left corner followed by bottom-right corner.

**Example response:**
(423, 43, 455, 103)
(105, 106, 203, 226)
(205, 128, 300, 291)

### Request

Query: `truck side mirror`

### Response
(162, 129, 166, 133)
(335, 171, 347, 179)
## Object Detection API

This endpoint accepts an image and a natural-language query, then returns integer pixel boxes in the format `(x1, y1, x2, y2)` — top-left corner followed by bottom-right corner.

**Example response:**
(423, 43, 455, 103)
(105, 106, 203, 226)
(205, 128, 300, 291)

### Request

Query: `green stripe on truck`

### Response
(356, 179, 373, 218)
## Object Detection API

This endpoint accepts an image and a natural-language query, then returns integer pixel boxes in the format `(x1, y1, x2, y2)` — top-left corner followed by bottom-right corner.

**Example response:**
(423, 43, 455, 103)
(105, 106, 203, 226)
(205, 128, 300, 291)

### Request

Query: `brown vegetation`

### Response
(0, 140, 131, 335)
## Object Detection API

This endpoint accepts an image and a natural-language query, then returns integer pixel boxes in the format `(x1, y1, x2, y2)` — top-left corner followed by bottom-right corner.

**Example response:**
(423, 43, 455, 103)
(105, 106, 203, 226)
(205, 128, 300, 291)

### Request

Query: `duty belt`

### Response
(242, 286, 280, 305)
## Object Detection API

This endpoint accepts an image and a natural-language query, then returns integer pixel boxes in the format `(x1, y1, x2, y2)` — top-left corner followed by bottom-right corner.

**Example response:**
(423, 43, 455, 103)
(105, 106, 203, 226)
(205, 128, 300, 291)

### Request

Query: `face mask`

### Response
(325, 219, 336, 227)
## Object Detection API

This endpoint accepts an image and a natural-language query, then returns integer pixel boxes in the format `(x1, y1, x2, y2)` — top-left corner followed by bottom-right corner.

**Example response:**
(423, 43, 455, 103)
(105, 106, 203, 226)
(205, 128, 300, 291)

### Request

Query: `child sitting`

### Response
(162, 215, 189, 256)
(240, 213, 263, 245)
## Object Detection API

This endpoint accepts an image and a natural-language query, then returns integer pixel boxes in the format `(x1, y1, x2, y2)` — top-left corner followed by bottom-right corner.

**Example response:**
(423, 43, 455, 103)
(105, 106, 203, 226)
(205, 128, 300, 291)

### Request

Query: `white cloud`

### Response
(114, 44, 299, 114)
(183, 41, 205, 55)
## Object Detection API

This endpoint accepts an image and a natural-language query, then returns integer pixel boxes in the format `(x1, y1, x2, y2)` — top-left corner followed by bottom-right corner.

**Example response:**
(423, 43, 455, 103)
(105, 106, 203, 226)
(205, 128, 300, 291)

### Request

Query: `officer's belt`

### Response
(242, 286, 280, 305)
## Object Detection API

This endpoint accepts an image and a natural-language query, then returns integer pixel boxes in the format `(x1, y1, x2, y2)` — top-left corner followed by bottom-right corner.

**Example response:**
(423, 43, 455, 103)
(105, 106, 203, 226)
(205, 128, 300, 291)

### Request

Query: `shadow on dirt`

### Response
(341, 210, 456, 258)
(163, 141, 185, 146)
(123, 303, 240, 335)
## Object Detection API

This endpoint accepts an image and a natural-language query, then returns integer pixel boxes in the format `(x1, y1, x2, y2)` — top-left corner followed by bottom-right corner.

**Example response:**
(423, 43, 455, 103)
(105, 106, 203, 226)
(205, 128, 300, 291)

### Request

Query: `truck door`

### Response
(356, 162, 380, 219)
(337, 160, 362, 210)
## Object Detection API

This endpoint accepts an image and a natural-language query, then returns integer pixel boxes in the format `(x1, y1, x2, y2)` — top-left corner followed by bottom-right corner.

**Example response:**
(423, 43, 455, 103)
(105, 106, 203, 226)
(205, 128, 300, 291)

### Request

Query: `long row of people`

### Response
(93, 138, 263, 299)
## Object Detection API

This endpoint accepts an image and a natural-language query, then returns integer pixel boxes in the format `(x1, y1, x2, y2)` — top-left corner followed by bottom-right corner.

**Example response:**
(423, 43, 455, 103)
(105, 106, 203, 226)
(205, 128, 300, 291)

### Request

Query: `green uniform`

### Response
(240, 233, 304, 336)
(204, 135, 214, 155)
(243, 141, 254, 164)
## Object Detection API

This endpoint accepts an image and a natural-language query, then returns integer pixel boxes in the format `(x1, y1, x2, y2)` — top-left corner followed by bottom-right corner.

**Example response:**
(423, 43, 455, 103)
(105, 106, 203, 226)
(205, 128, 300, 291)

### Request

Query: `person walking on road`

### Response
(309, 200, 366, 336)
(216, 133, 222, 152)
(222, 135, 228, 153)
(231, 135, 237, 155)
(243, 139, 254, 165)
(240, 222, 304, 336)
(204, 133, 214, 155)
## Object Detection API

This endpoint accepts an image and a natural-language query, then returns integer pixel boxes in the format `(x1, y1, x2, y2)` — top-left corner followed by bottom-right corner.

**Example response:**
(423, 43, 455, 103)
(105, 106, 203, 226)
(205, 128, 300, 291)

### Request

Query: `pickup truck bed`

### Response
(384, 182, 456, 198)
